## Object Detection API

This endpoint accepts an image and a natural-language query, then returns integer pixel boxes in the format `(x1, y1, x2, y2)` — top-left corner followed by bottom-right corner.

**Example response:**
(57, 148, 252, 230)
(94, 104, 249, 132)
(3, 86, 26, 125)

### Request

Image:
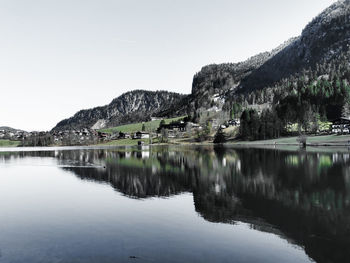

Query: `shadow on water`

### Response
(2, 145, 350, 263)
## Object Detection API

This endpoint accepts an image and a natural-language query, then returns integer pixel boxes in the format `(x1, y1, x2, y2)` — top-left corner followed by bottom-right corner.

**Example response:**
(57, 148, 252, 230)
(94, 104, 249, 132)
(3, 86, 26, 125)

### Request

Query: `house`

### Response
(133, 131, 150, 139)
(228, 119, 240, 127)
(156, 122, 187, 133)
(187, 122, 200, 129)
(117, 132, 131, 139)
(151, 117, 163, 121)
(332, 118, 350, 134)
(98, 131, 110, 139)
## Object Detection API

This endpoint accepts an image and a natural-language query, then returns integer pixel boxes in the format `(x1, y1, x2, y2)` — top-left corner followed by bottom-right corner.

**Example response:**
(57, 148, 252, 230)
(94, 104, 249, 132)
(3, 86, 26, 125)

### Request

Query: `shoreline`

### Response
(1, 134, 350, 150)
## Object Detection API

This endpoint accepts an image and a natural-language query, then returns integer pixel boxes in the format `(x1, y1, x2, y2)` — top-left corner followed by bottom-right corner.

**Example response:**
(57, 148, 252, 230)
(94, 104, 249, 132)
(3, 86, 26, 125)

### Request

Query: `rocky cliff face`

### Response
(189, 0, 350, 112)
(52, 90, 185, 131)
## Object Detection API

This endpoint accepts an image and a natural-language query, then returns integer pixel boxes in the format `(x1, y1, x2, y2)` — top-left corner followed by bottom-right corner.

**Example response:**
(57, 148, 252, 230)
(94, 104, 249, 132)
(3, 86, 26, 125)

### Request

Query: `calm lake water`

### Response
(0, 145, 349, 263)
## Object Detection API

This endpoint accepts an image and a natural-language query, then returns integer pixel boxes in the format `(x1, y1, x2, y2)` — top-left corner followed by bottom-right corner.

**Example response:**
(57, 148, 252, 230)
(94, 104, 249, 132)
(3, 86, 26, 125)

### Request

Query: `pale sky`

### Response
(0, 0, 337, 131)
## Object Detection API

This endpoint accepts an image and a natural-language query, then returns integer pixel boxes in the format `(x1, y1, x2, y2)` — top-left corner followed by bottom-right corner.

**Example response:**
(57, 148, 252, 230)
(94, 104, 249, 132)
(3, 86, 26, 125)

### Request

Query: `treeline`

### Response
(230, 50, 350, 140)
(21, 133, 54, 147)
(238, 74, 350, 141)
(239, 109, 283, 141)
(276, 77, 350, 126)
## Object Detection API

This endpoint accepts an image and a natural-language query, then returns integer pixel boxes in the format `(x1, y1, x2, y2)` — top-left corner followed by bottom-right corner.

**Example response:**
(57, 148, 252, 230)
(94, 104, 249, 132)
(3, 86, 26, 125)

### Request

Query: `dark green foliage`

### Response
(160, 127, 168, 143)
(213, 129, 227, 144)
(22, 133, 54, 147)
(195, 121, 211, 142)
(240, 109, 282, 140)
(232, 50, 350, 136)
(259, 109, 282, 139)
(231, 103, 242, 119)
(160, 120, 166, 125)
(240, 109, 259, 140)
(275, 75, 350, 125)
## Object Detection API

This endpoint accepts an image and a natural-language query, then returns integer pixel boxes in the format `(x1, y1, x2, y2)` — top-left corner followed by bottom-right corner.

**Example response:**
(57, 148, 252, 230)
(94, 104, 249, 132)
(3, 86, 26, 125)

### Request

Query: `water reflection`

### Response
(1, 146, 350, 263)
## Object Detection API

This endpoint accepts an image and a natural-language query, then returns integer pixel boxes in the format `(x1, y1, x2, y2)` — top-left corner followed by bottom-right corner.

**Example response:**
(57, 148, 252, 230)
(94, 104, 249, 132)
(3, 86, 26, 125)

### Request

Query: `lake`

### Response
(0, 145, 349, 263)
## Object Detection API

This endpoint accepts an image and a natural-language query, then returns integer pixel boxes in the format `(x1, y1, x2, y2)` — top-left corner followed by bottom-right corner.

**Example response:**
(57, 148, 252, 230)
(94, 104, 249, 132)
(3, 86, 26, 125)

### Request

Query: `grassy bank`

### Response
(99, 116, 185, 134)
(0, 140, 21, 147)
(230, 134, 350, 146)
(97, 138, 149, 146)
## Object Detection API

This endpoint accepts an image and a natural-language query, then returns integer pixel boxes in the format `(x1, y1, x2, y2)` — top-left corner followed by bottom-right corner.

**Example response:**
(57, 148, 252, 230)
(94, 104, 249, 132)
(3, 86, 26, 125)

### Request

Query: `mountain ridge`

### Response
(0, 126, 26, 133)
(52, 90, 186, 131)
(53, 0, 350, 131)
(184, 0, 350, 119)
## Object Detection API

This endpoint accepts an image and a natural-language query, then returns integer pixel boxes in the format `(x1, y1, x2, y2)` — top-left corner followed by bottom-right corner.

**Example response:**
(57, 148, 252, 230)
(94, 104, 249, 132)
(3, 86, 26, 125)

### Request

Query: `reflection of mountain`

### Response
(3, 147, 350, 263)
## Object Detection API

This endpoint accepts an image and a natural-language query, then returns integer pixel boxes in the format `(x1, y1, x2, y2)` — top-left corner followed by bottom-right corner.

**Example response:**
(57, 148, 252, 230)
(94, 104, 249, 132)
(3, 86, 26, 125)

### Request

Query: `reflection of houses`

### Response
(133, 131, 150, 139)
(142, 150, 150, 158)
(332, 118, 350, 134)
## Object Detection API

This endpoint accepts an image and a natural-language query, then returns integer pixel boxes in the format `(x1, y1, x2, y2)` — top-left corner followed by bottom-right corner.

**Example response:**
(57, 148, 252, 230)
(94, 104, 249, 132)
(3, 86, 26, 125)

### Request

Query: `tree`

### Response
(196, 121, 212, 142)
(239, 109, 260, 140)
(231, 103, 242, 119)
(185, 122, 192, 138)
(240, 110, 251, 139)
(342, 102, 350, 118)
(158, 119, 166, 131)
(142, 123, 146, 131)
(160, 127, 168, 143)
(300, 105, 317, 133)
(213, 129, 227, 143)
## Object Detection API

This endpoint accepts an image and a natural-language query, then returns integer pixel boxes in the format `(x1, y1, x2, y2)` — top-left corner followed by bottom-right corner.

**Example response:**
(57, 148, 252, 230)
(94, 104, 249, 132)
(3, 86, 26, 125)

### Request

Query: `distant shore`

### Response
(1, 134, 350, 148)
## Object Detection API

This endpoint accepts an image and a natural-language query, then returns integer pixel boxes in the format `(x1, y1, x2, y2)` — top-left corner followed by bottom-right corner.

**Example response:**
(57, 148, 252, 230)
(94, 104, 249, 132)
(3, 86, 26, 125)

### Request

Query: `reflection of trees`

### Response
(69, 147, 350, 263)
(60, 149, 193, 198)
(215, 148, 350, 263)
(3, 147, 350, 263)
(66, 162, 192, 198)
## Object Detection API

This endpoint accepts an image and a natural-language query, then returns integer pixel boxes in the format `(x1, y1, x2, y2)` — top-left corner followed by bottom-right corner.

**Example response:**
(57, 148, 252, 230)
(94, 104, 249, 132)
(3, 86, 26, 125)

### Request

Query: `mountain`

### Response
(237, 0, 350, 93)
(52, 90, 185, 131)
(53, 1, 350, 131)
(187, 38, 296, 113)
(187, 0, 350, 117)
(0, 126, 26, 133)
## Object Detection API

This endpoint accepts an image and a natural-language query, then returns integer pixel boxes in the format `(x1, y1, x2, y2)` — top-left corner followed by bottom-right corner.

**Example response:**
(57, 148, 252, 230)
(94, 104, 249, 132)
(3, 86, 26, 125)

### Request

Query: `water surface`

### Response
(0, 146, 349, 263)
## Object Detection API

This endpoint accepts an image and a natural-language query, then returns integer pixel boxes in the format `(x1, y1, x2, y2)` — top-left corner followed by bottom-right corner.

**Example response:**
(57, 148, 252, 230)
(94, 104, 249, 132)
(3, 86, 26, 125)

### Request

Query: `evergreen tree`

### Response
(342, 102, 350, 118)
(213, 129, 227, 144)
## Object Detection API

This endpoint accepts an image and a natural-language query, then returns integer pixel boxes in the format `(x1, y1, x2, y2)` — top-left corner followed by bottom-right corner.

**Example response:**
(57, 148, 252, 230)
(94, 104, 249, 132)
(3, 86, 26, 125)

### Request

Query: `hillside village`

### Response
(1, 110, 242, 146)
(2, 86, 350, 147)
(2, 111, 350, 147)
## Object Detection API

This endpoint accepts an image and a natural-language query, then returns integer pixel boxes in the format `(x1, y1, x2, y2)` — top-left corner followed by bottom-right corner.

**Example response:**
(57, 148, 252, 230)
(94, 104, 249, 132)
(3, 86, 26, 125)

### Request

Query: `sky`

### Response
(0, 0, 337, 131)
